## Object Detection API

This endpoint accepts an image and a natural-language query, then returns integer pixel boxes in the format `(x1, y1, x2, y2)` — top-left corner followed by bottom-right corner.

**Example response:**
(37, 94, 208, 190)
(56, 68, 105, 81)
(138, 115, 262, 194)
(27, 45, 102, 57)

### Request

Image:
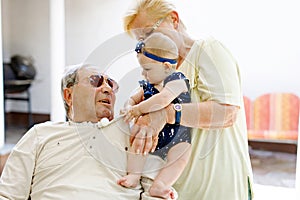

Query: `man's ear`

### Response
(170, 11, 179, 29)
(64, 88, 73, 107)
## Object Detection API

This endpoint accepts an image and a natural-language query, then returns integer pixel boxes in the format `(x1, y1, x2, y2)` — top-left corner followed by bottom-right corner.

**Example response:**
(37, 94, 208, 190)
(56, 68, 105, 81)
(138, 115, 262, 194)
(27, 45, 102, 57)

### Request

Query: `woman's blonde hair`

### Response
(123, 0, 185, 33)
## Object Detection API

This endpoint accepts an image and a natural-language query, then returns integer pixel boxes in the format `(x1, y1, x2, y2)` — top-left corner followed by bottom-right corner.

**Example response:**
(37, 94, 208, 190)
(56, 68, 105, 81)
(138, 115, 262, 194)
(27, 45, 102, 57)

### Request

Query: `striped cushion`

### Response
(247, 93, 299, 140)
(243, 96, 252, 130)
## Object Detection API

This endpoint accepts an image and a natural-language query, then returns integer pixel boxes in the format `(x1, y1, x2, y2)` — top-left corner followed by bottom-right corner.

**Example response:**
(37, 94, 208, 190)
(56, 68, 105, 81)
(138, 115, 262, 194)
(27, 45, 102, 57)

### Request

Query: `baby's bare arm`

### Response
(137, 79, 188, 114)
(121, 88, 144, 115)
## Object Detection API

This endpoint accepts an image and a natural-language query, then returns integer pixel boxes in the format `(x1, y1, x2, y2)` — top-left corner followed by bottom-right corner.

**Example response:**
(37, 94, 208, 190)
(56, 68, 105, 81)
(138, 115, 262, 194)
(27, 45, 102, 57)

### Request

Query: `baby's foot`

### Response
(117, 174, 140, 188)
(149, 180, 174, 199)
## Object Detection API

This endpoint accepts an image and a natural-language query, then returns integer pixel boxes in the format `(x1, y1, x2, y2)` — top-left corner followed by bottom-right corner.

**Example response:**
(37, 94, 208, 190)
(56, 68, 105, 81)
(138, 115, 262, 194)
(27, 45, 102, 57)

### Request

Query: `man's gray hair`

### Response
(61, 64, 85, 118)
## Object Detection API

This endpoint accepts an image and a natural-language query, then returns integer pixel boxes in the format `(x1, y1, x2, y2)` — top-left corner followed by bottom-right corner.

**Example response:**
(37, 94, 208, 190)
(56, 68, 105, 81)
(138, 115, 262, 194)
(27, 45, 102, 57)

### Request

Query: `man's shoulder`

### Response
(33, 121, 68, 130)
(32, 121, 74, 138)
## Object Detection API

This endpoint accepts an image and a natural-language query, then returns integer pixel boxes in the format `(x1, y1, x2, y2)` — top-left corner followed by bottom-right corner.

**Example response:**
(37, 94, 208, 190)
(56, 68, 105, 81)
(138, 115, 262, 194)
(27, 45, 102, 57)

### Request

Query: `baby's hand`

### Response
(124, 105, 142, 123)
(120, 104, 132, 115)
(120, 108, 127, 115)
(131, 105, 142, 117)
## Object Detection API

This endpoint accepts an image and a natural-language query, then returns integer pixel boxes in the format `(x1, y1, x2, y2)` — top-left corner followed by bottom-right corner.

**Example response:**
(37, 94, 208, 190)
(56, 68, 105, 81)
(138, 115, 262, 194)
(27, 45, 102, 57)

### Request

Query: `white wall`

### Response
(173, 0, 300, 100)
(2, 0, 51, 113)
(65, 0, 126, 65)
(2, 0, 300, 114)
(1, 0, 10, 62)
(0, 0, 5, 147)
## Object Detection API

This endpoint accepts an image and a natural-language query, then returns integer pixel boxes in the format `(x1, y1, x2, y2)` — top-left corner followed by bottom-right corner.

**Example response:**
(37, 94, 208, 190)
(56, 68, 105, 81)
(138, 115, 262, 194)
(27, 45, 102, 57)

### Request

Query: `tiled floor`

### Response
(250, 147, 296, 188)
(3, 125, 299, 199)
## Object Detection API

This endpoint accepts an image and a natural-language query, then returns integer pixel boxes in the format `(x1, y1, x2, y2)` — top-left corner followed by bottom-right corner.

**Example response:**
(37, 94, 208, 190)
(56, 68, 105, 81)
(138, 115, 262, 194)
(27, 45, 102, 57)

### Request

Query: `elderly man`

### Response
(0, 64, 169, 200)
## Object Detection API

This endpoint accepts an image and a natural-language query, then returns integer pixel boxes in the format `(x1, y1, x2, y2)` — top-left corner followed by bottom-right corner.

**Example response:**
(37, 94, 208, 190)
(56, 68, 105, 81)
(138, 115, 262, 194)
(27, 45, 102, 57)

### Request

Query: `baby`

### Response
(118, 33, 191, 199)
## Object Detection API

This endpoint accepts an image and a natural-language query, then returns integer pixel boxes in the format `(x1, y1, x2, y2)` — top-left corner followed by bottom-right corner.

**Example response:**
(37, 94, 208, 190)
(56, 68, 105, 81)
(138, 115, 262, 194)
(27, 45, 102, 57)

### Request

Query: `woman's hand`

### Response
(129, 107, 170, 155)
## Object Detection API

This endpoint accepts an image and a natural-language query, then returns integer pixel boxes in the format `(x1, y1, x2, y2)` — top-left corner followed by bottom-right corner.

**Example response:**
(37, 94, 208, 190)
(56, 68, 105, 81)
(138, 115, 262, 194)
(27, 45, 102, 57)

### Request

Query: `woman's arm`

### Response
(130, 101, 239, 154)
(166, 101, 239, 128)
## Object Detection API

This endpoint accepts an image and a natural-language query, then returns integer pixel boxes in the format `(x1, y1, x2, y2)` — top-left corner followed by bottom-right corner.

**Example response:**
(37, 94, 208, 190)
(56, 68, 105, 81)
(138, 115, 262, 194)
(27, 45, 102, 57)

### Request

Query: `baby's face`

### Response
(138, 54, 168, 85)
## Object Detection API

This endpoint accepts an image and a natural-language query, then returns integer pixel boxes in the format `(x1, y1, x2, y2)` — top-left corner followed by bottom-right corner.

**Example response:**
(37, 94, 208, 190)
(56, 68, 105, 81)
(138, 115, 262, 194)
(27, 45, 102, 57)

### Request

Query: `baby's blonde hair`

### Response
(143, 32, 178, 62)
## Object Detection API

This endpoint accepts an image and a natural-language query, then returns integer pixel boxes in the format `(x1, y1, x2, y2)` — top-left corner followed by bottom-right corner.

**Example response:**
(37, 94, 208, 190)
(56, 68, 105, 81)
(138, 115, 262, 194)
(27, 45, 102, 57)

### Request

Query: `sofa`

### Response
(244, 93, 299, 153)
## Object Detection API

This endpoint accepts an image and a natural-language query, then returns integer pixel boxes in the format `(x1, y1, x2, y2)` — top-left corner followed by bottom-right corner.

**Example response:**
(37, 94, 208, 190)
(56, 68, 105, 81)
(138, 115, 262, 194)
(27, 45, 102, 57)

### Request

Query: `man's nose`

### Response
(98, 80, 113, 94)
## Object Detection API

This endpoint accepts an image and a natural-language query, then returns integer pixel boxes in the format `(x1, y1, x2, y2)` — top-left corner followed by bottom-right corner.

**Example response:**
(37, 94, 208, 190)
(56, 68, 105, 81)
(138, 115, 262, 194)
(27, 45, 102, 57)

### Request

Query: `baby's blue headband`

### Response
(135, 41, 177, 64)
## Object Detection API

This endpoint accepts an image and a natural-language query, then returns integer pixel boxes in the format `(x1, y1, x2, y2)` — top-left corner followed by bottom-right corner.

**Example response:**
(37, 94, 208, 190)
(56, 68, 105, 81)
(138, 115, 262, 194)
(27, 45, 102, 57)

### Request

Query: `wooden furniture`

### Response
(3, 62, 35, 128)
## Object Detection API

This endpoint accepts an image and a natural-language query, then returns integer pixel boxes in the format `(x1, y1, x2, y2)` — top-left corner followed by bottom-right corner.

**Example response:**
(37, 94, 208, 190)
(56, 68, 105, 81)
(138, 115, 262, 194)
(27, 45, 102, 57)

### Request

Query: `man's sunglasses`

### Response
(89, 74, 119, 93)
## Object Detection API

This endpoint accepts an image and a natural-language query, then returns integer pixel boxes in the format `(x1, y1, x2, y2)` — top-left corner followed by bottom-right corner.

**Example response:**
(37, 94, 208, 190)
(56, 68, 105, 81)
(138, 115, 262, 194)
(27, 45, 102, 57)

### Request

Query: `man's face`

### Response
(69, 66, 117, 122)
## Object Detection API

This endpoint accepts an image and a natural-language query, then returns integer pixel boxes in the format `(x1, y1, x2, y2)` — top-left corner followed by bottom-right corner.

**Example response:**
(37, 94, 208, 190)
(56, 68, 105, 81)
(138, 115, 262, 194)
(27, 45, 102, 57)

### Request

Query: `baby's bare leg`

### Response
(149, 142, 191, 199)
(117, 174, 141, 188)
(117, 150, 146, 188)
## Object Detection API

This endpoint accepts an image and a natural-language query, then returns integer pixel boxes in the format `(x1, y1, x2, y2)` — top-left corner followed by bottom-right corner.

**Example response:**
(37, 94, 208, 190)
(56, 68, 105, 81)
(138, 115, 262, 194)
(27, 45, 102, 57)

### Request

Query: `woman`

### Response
(123, 0, 253, 199)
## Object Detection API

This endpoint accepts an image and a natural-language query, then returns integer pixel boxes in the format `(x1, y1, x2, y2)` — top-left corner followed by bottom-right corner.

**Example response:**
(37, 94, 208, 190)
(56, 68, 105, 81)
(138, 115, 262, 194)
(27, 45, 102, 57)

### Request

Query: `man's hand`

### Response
(129, 109, 168, 155)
